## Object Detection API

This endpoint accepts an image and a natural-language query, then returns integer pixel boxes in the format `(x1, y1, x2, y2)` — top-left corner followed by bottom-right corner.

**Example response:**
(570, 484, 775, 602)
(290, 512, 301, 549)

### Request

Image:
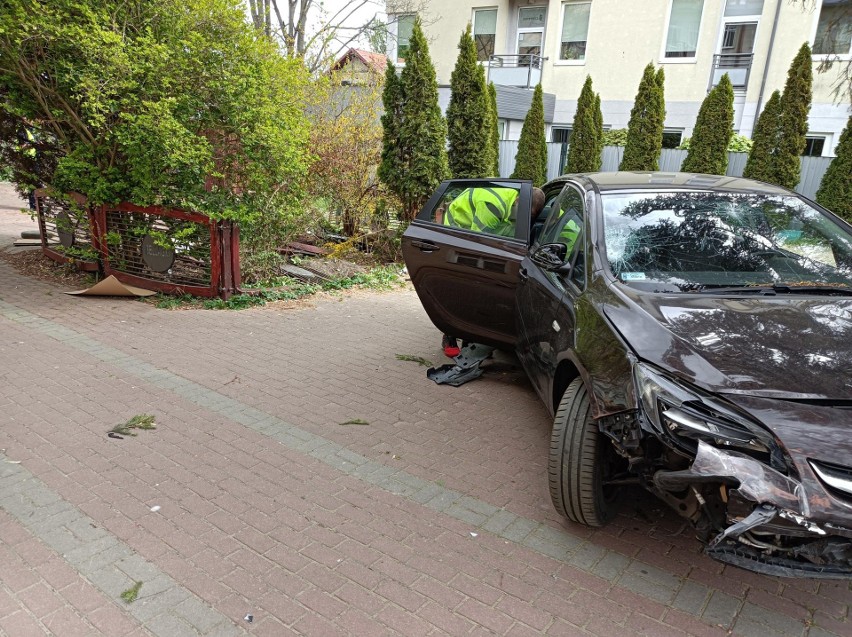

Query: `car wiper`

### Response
(695, 284, 852, 296)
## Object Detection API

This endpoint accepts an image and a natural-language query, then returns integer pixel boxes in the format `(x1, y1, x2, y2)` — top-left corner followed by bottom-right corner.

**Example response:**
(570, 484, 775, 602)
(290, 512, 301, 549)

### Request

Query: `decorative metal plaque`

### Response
(56, 210, 75, 248)
(141, 235, 176, 272)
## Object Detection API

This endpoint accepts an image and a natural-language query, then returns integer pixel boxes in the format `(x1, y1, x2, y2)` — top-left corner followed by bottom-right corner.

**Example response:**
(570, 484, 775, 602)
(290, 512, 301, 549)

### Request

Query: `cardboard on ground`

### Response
(65, 275, 156, 297)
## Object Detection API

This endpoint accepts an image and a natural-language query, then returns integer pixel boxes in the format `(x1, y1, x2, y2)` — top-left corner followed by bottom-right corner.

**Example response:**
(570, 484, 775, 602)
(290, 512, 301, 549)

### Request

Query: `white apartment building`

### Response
(387, 0, 852, 156)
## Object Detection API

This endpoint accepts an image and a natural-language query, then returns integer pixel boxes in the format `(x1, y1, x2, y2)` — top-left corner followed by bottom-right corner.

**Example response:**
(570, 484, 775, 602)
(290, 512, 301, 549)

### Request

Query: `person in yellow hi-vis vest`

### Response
(443, 187, 520, 237)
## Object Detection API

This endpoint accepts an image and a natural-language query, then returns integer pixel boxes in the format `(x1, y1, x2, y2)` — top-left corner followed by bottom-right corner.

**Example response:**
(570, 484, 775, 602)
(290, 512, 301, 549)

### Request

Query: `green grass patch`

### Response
(120, 581, 142, 603)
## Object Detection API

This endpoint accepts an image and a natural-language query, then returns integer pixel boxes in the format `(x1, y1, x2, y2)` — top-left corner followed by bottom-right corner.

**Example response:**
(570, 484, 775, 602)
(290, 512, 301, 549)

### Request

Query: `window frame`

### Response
(660, 0, 706, 64)
(556, 0, 592, 66)
(472, 7, 499, 63)
(810, 0, 852, 60)
(392, 14, 416, 65)
(803, 134, 830, 157)
(662, 128, 685, 149)
(515, 5, 548, 61)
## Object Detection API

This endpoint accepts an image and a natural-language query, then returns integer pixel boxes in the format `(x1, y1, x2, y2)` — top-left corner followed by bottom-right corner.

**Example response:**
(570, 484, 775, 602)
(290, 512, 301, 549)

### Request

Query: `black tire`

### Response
(548, 378, 620, 527)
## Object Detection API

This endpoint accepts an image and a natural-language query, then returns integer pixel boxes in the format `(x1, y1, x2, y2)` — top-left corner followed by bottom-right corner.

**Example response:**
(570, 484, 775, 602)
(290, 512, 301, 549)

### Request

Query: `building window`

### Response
(498, 119, 507, 140)
(552, 127, 573, 144)
(396, 15, 415, 63)
(473, 9, 498, 61)
(517, 6, 547, 63)
(664, 0, 704, 58)
(803, 136, 827, 156)
(663, 129, 684, 148)
(813, 0, 852, 56)
(560, 2, 591, 61)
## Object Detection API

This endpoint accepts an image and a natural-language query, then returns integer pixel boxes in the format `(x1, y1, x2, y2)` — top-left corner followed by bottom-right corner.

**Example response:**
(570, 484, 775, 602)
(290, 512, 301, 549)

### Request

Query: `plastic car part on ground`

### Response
(427, 343, 495, 387)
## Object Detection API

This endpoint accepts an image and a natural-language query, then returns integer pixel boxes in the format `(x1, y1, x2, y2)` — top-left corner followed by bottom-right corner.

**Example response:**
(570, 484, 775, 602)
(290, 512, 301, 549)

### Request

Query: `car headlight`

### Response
(633, 363, 786, 471)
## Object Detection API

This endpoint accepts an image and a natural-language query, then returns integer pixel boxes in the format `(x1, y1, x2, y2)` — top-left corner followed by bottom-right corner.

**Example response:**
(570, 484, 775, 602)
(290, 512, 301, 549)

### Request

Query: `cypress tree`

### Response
(593, 94, 604, 172)
(743, 90, 782, 183)
(816, 115, 852, 222)
(487, 82, 500, 176)
(681, 73, 734, 175)
(565, 76, 602, 173)
(397, 18, 449, 219)
(775, 42, 813, 189)
(378, 61, 403, 192)
(511, 84, 547, 186)
(620, 63, 665, 171)
(446, 24, 490, 178)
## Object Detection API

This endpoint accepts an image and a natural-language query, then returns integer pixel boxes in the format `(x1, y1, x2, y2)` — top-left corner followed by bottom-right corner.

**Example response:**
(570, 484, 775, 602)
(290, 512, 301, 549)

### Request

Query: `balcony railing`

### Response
(487, 54, 544, 88)
(709, 53, 753, 91)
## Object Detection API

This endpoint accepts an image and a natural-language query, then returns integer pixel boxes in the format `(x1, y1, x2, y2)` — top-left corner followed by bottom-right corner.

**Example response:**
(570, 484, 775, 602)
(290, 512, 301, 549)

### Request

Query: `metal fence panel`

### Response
(601, 146, 623, 171)
(498, 140, 519, 178)
(547, 143, 563, 180)
(725, 152, 748, 177)
(658, 148, 687, 172)
(496, 143, 833, 200)
(796, 156, 833, 200)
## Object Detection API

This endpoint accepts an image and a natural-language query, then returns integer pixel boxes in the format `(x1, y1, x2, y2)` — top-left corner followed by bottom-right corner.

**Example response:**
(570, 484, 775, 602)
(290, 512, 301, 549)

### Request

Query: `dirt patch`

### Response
(0, 248, 95, 289)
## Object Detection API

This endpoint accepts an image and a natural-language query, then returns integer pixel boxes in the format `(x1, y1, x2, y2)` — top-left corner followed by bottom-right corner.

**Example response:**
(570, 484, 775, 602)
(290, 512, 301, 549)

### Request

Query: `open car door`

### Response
(402, 179, 533, 349)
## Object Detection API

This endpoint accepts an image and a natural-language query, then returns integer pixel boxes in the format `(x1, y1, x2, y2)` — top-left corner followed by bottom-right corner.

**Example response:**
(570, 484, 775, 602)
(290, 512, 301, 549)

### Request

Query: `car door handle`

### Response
(519, 267, 528, 281)
(411, 240, 439, 252)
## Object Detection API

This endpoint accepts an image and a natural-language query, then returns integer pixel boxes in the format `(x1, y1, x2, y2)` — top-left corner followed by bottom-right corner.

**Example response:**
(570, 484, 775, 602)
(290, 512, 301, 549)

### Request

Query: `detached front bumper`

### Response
(669, 442, 852, 579)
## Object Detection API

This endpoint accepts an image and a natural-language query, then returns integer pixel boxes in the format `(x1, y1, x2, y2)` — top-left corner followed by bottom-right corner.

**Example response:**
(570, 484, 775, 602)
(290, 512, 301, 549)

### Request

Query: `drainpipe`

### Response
(754, 0, 783, 127)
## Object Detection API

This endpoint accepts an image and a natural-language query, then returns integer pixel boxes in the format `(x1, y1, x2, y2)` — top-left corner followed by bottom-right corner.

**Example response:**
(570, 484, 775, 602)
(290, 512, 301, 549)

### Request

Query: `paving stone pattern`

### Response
(0, 244, 849, 635)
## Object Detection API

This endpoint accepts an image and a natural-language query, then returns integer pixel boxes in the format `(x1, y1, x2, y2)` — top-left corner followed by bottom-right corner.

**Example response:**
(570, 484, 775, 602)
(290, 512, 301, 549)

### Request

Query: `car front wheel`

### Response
(548, 378, 620, 527)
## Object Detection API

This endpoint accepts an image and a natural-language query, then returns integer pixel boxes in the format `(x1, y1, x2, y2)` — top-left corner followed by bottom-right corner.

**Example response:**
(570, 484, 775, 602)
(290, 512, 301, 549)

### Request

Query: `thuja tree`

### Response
(816, 115, 852, 221)
(565, 75, 603, 173)
(743, 90, 782, 183)
(511, 84, 547, 186)
(621, 64, 666, 171)
(446, 24, 490, 178)
(392, 18, 449, 219)
(0, 0, 311, 230)
(681, 73, 734, 175)
(487, 82, 500, 176)
(378, 61, 404, 194)
(775, 42, 813, 189)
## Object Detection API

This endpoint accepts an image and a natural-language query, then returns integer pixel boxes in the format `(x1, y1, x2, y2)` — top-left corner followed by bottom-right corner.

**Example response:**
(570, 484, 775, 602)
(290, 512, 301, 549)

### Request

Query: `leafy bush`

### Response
(603, 129, 628, 147)
(678, 134, 753, 153)
(0, 0, 314, 275)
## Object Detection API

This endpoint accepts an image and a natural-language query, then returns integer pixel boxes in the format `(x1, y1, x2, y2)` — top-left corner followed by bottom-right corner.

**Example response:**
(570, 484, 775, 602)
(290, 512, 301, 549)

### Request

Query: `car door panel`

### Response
(403, 180, 532, 349)
(516, 185, 586, 404)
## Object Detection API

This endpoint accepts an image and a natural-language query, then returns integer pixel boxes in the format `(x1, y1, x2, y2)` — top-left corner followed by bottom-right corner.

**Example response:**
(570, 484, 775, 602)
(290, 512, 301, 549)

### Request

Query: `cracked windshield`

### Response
(602, 191, 852, 293)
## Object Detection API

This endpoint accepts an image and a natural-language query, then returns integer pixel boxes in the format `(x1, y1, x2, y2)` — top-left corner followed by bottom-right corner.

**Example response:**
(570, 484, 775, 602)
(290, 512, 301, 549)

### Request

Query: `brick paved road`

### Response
(0, 193, 849, 635)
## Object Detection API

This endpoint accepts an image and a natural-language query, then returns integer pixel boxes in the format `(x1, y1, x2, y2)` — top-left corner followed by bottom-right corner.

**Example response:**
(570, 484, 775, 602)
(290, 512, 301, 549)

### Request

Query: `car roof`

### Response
(551, 171, 793, 196)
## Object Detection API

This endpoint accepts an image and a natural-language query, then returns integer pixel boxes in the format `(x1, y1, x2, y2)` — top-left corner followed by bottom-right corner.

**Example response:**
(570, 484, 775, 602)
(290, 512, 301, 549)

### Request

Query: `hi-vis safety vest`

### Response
(444, 187, 519, 235)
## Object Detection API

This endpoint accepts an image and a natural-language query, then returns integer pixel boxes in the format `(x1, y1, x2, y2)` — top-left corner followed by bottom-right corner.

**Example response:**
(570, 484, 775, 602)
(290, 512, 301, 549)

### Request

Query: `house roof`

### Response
(331, 48, 387, 74)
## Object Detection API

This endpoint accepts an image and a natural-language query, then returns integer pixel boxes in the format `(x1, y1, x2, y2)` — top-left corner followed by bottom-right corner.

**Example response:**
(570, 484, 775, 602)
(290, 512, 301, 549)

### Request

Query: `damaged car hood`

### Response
(603, 286, 852, 400)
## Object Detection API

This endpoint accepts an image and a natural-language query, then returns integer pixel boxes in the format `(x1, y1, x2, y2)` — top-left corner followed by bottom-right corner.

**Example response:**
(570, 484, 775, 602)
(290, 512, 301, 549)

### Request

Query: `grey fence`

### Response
(497, 141, 834, 200)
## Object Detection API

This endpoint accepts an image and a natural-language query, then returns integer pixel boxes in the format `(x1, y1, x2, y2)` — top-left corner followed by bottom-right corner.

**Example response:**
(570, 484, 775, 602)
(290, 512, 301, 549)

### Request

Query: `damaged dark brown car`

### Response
(403, 173, 852, 578)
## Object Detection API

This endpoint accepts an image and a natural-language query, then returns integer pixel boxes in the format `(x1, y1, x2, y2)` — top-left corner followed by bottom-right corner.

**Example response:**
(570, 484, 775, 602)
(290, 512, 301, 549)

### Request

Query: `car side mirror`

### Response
(531, 243, 569, 271)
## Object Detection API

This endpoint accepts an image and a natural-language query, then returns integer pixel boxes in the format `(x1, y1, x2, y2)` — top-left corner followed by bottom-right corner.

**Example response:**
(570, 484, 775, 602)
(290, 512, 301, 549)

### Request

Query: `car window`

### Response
(430, 182, 524, 240)
(601, 191, 852, 292)
(539, 186, 586, 288)
(532, 187, 564, 245)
